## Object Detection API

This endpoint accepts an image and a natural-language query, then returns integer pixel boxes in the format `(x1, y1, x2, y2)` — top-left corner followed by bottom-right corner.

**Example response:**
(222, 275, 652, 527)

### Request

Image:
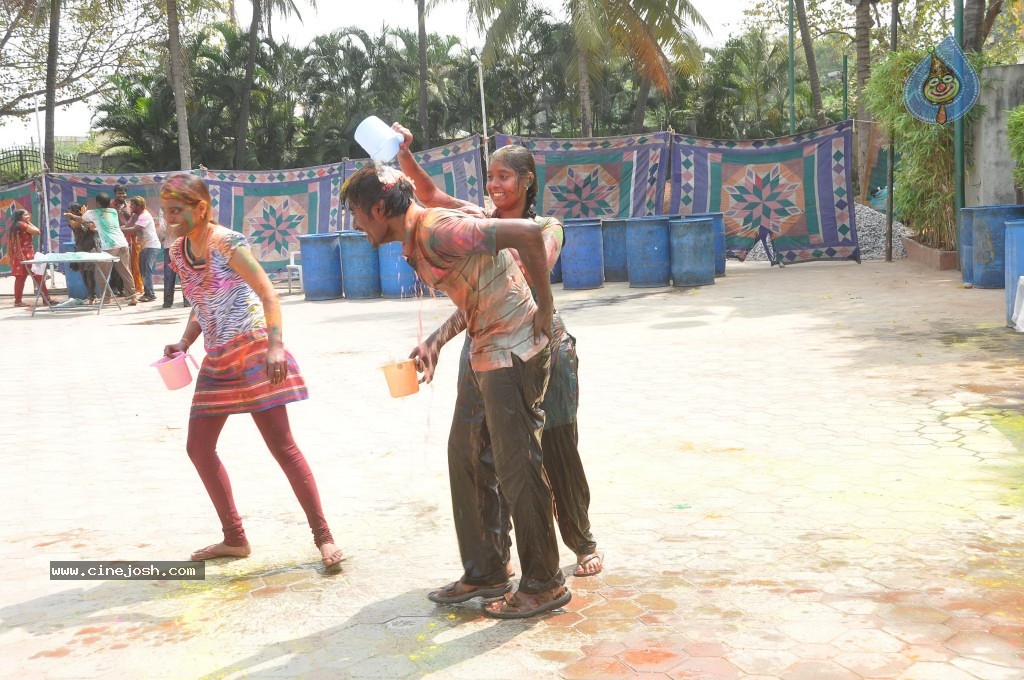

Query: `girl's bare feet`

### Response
(320, 542, 345, 569)
(190, 542, 251, 561)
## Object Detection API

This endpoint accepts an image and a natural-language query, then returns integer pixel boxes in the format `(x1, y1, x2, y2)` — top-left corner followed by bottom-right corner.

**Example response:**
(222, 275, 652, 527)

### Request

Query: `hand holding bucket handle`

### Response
(152, 351, 200, 391)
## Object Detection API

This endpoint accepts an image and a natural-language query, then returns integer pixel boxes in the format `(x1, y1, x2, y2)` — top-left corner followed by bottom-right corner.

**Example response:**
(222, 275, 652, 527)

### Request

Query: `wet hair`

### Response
(95, 192, 111, 208)
(340, 163, 415, 218)
(114, 182, 127, 195)
(160, 173, 212, 221)
(130, 195, 146, 210)
(490, 145, 538, 219)
(68, 202, 84, 214)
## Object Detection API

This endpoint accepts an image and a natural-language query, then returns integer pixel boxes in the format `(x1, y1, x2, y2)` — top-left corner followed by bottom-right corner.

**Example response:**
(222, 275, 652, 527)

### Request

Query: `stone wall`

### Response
(968, 64, 1024, 206)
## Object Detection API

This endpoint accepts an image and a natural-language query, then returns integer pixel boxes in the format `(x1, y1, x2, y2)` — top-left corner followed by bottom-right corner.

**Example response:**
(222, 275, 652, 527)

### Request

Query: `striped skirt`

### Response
(191, 328, 308, 419)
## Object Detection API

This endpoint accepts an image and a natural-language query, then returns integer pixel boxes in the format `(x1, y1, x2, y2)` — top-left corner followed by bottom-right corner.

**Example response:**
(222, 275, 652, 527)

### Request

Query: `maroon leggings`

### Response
(13, 273, 51, 305)
(186, 405, 334, 548)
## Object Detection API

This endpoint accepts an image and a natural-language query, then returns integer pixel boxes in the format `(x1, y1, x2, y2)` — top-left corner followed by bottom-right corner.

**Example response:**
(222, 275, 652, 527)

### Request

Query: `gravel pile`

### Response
(743, 203, 911, 262)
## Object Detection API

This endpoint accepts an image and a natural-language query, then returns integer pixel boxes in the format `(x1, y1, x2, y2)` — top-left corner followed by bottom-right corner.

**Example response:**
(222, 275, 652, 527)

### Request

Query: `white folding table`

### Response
(21, 252, 121, 316)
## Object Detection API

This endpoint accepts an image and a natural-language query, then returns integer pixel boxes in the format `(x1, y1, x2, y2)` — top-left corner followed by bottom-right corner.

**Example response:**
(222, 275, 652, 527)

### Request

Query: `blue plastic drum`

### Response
(601, 218, 628, 282)
(669, 218, 715, 287)
(688, 212, 726, 276)
(561, 218, 604, 289)
(626, 216, 671, 288)
(377, 240, 418, 298)
(297, 233, 343, 301)
(339, 231, 381, 299)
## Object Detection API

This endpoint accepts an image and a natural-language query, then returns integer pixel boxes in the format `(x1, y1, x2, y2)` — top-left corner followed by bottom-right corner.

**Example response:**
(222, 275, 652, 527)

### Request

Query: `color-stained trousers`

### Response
(448, 343, 564, 595)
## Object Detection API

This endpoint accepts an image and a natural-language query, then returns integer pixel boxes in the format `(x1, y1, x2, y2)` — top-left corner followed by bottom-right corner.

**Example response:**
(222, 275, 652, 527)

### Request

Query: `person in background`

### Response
(65, 202, 101, 304)
(83, 192, 138, 305)
(158, 210, 189, 309)
(124, 196, 161, 302)
(160, 173, 342, 570)
(7, 209, 54, 308)
(112, 183, 143, 296)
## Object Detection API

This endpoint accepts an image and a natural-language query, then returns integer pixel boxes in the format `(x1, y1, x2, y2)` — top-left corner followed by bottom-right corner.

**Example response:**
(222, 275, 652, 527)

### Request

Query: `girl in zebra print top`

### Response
(160, 173, 343, 571)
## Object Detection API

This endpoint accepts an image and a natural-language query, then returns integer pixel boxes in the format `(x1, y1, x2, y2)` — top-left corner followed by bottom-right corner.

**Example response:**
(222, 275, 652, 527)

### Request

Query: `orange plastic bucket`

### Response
(381, 359, 419, 398)
(152, 352, 200, 390)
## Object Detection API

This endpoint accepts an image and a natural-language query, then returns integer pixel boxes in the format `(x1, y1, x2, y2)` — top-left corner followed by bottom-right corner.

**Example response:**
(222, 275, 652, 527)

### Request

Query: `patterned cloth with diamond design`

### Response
(1, 179, 43, 275)
(494, 132, 671, 220)
(669, 121, 860, 265)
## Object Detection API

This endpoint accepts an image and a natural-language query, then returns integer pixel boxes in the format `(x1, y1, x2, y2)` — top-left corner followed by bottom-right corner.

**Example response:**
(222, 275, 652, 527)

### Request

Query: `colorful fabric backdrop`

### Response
(0, 179, 42, 274)
(47, 171, 183, 250)
(204, 163, 346, 272)
(494, 132, 671, 219)
(669, 121, 860, 264)
(341, 135, 485, 230)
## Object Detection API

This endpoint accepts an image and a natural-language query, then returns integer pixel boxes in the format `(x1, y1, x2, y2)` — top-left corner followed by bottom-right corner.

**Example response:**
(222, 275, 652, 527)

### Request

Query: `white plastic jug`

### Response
(354, 116, 404, 163)
(152, 351, 200, 390)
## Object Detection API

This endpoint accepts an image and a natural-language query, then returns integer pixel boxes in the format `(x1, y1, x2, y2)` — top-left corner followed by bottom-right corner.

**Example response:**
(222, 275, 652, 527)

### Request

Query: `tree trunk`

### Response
(963, 0, 985, 51)
(416, 0, 429, 147)
(981, 0, 1004, 47)
(166, 0, 191, 171)
(796, 0, 826, 127)
(577, 47, 593, 137)
(44, 0, 59, 171)
(854, 0, 872, 195)
(228, 0, 238, 28)
(631, 74, 652, 133)
(235, 0, 260, 169)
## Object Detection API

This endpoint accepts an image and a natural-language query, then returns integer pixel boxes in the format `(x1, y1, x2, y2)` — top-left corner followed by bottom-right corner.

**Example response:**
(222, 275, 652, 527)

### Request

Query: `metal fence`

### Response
(0, 146, 94, 180)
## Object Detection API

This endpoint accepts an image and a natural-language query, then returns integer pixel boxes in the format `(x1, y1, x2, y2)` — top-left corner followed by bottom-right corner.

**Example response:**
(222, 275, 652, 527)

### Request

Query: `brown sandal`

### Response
(483, 586, 572, 619)
(428, 578, 511, 604)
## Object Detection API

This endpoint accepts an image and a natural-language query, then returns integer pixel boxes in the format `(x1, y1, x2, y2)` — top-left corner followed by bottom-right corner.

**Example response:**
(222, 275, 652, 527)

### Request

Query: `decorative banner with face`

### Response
(904, 36, 980, 125)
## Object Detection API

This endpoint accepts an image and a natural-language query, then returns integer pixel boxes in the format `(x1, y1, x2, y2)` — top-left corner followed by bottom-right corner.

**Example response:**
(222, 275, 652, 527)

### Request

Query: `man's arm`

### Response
(121, 211, 140, 235)
(409, 310, 468, 384)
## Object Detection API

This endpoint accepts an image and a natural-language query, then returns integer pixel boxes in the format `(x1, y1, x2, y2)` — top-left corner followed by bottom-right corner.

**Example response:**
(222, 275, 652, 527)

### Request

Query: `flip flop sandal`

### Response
(428, 580, 512, 604)
(483, 587, 572, 619)
(573, 552, 604, 577)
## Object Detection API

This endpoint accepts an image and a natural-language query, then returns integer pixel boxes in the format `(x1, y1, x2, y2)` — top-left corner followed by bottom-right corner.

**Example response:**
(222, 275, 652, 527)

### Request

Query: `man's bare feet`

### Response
(190, 542, 251, 561)
(320, 542, 345, 569)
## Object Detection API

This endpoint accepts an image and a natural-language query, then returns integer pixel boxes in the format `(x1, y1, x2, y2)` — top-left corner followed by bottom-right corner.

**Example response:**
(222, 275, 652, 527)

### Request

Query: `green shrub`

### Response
(864, 49, 986, 251)
(1008, 105, 1024, 192)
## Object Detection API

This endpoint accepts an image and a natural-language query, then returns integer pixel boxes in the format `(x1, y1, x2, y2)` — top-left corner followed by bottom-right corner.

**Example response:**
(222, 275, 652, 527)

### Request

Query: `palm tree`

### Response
(795, 0, 826, 127)
(44, 0, 59, 171)
(450, 0, 707, 137)
(416, 0, 430, 146)
(166, 0, 191, 170)
(628, 0, 704, 133)
(853, 0, 872, 192)
(94, 73, 181, 171)
(236, 0, 311, 169)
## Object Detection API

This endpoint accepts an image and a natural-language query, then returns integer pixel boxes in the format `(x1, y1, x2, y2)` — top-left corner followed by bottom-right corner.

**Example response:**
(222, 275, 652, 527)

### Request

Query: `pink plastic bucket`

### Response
(152, 352, 200, 390)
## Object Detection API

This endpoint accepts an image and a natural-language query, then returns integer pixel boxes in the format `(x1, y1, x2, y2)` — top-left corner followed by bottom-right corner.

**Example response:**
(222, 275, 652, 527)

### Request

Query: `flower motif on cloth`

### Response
(547, 167, 617, 218)
(246, 197, 305, 260)
(725, 164, 803, 238)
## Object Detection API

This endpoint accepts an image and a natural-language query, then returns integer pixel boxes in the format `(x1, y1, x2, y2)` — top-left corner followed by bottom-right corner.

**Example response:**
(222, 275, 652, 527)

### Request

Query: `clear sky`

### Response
(0, 0, 744, 145)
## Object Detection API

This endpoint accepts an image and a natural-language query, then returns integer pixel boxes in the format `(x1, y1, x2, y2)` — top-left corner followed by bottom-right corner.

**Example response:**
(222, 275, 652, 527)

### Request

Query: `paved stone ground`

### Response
(2, 259, 1024, 679)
